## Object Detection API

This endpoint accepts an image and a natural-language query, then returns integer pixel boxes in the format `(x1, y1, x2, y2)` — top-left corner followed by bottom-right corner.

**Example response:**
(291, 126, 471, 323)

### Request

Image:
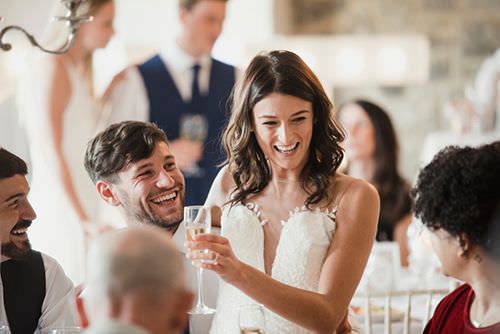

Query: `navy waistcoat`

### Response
(1, 250, 46, 334)
(138, 55, 235, 205)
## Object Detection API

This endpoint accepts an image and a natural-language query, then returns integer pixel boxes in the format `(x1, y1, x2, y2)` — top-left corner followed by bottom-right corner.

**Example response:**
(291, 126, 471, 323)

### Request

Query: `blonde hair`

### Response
(80, 0, 113, 97)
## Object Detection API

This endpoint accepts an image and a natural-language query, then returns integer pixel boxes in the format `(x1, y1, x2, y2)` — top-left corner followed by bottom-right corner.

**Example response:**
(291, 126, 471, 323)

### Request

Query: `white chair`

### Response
(353, 289, 449, 334)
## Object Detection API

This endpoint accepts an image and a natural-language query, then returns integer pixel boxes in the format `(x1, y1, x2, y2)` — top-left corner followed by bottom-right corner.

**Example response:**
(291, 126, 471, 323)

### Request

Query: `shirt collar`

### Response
(159, 41, 212, 73)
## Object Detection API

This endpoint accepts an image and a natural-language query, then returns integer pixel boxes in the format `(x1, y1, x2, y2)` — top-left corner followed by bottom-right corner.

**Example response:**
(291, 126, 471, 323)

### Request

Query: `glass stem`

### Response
(197, 267, 205, 308)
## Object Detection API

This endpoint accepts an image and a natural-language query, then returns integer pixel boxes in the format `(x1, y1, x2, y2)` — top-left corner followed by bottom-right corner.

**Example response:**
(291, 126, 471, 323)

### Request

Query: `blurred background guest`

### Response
(107, 0, 237, 206)
(16, 0, 116, 284)
(413, 142, 500, 333)
(339, 100, 412, 266)
(80, 226, 193, 334)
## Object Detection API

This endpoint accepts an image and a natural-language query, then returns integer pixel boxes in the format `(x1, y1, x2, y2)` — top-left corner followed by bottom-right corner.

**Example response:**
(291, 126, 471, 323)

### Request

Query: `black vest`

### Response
(138, 55, 236, 205)
(1, 250, 46, 334)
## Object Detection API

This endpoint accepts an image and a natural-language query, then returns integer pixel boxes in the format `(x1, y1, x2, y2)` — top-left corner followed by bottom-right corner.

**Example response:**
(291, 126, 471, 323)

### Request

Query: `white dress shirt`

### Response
(0, 253, 77, 329)
(107, 41, 214, 125)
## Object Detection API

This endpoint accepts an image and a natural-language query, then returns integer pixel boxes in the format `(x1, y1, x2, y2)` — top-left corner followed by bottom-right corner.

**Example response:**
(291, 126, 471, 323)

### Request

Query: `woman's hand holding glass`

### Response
(185, 232, 244, 286)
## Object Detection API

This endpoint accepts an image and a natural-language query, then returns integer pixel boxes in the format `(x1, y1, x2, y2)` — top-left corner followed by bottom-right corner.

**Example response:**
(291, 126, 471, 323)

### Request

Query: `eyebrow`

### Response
(4, 193, 24, 203)
(134, 155, 175, 172)
(257, 110, 311, 119)
(135, 162, 153, 173)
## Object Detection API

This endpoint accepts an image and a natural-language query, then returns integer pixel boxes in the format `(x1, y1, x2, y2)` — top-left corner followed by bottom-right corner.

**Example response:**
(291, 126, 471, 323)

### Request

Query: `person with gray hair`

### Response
(81, 226, 193, 334)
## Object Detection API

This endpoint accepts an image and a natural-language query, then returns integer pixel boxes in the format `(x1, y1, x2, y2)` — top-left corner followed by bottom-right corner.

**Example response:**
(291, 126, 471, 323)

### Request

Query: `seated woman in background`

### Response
(338, 100, 412, 266)
(413, 142, 500, 334)
(187, 50, 380, 333)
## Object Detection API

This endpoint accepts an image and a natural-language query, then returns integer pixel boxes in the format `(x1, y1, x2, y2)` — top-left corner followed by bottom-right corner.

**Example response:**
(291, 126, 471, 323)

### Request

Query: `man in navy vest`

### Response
(0, 148, 77, 333)
(108, 0, 236, 206)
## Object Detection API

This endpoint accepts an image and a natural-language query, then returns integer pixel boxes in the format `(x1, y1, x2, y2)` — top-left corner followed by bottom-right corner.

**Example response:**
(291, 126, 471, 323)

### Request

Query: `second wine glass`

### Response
(184, 205, 216, 315)
(239, 304, 266, 334)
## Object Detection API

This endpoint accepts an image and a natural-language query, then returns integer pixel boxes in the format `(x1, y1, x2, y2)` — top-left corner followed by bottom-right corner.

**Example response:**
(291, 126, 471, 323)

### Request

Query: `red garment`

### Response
(424, 284, 500, 334)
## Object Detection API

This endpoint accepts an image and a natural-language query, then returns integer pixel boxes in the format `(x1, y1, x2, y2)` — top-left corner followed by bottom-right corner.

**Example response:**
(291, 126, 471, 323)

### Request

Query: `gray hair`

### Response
(84, 226, 185, 313)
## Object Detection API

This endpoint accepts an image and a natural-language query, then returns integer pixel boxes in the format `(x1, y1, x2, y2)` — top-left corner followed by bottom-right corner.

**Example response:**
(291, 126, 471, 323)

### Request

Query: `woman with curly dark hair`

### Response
(413, 142, 500, 334)
(338, 100, 412, 266)
(185, 50, 380, 333)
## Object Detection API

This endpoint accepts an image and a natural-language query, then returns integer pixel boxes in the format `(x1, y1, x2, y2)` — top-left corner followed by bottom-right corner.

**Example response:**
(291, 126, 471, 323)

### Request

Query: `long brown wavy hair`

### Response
(223, 50, 345, 208)
(341, 100, 411, 227)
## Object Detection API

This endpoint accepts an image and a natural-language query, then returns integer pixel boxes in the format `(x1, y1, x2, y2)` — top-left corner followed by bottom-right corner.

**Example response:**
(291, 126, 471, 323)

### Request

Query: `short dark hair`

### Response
(84, 121, 168, 184)
(223, 50, 345, 208)
(0, 148, 28, 179)
(412, 141, 500, 260)
(179, 0, 228, 10)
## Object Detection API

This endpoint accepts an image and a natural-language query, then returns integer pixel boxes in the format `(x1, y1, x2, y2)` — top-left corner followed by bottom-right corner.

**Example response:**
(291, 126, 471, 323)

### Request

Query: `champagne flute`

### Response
(0, 325, 10, 334)
(179, 114, 208, 177)
(184, 205, 216, 315)
(239, 304, 266, 334)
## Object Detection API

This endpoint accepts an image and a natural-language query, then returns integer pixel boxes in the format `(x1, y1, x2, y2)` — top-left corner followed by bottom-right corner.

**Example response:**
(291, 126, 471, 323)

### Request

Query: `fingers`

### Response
(189, 233, 228, 243)
(186, 241, 230, 258)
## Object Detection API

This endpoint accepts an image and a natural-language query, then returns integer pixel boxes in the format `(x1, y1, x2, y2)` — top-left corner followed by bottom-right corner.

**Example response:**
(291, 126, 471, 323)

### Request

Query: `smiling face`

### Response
(101, 141, 185, 233)
(252, 92, 314, 177)
(0, 174, 36, 260)
(339, 103, 376, 162)
(179, 0, 226, 56)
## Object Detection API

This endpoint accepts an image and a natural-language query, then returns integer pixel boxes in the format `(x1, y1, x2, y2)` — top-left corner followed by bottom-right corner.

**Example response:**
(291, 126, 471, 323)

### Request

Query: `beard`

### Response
(119, 189, 185, 234)
(134, 205, 183, 234)
(1, 220, 33, 259)
(1, 240, 32, 259)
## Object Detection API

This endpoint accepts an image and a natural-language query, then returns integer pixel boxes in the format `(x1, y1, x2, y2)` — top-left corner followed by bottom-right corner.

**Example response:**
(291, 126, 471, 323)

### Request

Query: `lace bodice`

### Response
(210, 203, 336, 334)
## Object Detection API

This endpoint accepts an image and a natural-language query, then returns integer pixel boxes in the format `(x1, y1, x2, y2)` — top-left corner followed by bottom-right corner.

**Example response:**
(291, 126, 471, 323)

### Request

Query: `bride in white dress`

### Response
(17, 0, 116, 284)
(186, 50, 380, 333)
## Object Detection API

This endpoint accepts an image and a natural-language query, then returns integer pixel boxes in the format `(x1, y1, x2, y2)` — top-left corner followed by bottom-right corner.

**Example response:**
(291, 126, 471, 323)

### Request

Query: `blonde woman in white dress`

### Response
(186, 50, 380, 333)
(17, 0, 116, 284)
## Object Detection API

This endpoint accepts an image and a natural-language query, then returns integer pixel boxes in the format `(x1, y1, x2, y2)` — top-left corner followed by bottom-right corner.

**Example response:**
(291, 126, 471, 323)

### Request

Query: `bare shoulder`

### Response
(205, 165, 236, 207)
(329, 173, 379, 215)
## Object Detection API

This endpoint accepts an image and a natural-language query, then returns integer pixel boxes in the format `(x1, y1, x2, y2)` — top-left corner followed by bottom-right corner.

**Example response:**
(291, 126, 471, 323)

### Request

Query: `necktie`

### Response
(190, 63, 202, 114)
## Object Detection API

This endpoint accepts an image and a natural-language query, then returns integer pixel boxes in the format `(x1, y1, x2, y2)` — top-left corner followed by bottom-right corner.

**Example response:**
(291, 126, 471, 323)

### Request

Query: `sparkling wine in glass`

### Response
(184, 205, 215, 315)
(239, 304, 266, 334)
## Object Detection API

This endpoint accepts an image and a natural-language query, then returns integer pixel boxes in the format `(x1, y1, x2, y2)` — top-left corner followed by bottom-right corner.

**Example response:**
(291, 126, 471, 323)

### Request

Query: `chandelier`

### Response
(0, 0, 92, 54)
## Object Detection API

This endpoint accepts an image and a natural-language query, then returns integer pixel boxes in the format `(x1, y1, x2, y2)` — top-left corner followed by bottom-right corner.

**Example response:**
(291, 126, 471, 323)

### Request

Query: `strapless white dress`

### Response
(209, 203, 336, 334)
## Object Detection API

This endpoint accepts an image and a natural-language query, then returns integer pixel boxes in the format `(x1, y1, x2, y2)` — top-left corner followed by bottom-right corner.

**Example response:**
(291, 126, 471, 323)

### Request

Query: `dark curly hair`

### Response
(223, 50, 345, 208)
(84, 121, 168, 184)
(412, 141, 500, 260)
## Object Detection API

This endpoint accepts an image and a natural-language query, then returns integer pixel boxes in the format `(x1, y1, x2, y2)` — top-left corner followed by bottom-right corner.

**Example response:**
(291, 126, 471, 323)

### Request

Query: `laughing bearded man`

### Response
(84, 121, 221, 332)
(0, 148, 77, 333)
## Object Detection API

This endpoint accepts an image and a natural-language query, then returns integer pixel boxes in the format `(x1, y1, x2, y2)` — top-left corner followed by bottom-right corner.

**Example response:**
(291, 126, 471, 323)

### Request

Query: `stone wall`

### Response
(274, 0, 500, 179)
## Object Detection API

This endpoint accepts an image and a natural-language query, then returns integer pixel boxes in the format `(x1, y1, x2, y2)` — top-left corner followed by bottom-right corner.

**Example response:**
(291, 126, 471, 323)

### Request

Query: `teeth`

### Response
(12, 228, 27, 235)
(275, 143, 298, 153)
(151, 192, 177, 204)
